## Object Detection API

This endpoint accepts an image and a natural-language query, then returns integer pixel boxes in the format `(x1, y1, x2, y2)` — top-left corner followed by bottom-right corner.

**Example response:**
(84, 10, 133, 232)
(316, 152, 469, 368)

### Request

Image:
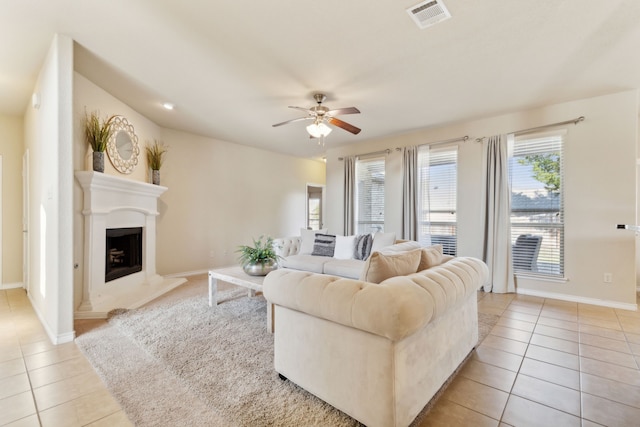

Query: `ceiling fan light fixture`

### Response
(306, 122, 332, 138)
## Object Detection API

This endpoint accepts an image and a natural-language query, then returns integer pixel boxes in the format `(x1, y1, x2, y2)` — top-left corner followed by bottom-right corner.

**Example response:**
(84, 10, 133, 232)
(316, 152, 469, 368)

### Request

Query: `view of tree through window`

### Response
(509, 132, 564, 276)
(356, 157, 385, 234)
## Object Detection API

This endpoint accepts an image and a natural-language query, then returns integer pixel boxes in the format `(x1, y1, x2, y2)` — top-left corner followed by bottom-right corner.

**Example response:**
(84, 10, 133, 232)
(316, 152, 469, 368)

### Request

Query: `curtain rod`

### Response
(338, 148, 391, 161)
(475, 116, 585, 142)
(337, 135, 468, 161)
(416, 135, 469, 148)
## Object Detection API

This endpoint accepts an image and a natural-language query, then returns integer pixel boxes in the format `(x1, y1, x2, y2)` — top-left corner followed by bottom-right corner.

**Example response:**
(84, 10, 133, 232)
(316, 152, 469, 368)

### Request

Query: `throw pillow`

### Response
(353, 234, 373, 260)
(334, 235, 356, 260)
(311, 234, 337, 257)
(418, 244, 444, 271)
(359, 248, 422, 284)
(371, 231, 396, 253)
(299, 228, 327, 255)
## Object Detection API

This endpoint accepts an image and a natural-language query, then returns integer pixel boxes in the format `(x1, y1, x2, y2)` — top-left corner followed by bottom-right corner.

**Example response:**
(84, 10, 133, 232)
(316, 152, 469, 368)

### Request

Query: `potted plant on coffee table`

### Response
(84, 110, 116, 173)
(237, 235, 281, 276)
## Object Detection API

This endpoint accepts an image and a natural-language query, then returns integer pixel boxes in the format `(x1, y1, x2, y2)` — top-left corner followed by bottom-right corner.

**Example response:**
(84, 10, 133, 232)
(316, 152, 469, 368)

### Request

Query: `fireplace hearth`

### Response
(105, 227, 143, 282)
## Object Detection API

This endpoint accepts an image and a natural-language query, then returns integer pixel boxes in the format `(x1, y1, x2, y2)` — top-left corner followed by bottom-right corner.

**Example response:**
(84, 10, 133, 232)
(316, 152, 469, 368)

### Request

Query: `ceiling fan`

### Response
(272, 93, 361, 138)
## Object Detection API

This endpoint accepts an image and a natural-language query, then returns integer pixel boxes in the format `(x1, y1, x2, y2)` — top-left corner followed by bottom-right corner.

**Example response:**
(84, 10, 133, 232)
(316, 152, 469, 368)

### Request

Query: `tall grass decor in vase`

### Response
(84, 110, 116, 173)
(145, 139, 167, 185)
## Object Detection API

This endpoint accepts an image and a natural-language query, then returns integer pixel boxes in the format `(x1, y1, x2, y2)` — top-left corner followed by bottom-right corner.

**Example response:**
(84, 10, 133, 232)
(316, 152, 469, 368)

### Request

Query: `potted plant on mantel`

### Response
(84, 110, 116, 173)
(145, 139, 167, 185)
(236, 236, 281, 276)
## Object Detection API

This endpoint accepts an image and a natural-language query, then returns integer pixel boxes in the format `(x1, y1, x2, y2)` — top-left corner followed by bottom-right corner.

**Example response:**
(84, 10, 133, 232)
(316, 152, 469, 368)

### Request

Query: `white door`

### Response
(22, 151, 29, 292)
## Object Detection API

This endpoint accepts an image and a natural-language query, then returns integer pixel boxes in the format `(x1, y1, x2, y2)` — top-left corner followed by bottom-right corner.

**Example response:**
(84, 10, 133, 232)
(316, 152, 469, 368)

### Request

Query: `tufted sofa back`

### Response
(273, 237, 301, 258)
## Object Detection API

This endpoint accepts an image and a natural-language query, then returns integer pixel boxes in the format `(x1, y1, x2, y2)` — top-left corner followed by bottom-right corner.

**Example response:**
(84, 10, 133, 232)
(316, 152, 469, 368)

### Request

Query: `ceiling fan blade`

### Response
(326, 107, 360, 116)
(272, 116, 313, 127)
(288, 106, 314, 114)
(328, 117, 361, 135)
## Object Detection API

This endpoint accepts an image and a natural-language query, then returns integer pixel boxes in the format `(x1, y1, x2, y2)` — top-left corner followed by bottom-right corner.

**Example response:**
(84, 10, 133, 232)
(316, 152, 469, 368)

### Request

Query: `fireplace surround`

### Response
(75, 171, 185, 318)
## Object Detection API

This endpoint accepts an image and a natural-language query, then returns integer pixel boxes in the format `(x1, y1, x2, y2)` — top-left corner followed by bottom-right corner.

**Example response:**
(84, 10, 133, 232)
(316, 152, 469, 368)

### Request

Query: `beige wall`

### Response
(0, 115, 24, 285)
(325, 91, 638, 307)
(156, 128, 325, 275)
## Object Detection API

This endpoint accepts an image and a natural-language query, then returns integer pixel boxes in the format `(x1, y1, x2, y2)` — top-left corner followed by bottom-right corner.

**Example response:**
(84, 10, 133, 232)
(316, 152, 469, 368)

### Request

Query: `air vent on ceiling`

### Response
(407, 0, 451, 29)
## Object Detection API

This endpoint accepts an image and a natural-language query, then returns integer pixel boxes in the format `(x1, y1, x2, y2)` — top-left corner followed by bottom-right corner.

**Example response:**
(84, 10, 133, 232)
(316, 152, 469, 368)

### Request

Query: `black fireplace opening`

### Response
(105, 227, 143, 282)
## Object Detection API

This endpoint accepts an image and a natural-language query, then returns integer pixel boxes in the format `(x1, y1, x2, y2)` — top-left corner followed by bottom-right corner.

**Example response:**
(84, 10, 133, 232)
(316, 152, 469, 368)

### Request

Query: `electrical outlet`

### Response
(603, 273, 613, 283)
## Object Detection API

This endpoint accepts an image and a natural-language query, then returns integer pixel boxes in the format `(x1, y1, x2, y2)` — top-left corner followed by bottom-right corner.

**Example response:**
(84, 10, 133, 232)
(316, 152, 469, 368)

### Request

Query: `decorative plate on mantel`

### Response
(107, 116, 140, 174)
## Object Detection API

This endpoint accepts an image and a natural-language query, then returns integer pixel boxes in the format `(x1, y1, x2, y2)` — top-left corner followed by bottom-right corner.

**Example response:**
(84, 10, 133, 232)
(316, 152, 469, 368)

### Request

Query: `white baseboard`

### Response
(517, 288, 638, 311)
(1, 282, 23, 290)
(27, 292, 76, 344)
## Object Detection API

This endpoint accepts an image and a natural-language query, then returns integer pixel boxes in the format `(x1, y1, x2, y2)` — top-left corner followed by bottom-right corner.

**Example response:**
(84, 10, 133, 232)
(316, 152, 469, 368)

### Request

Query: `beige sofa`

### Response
(263, 255, 490, 427)
(273, 234, 427, 279)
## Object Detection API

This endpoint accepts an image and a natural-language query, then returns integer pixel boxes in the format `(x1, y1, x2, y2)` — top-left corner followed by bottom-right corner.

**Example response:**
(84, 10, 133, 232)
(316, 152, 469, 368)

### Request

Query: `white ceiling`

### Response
(2, 0, 640, 158)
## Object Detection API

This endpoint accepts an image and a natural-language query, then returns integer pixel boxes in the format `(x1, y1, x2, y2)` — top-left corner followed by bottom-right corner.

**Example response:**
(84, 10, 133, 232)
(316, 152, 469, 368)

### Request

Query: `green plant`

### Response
(236, 236, 281, 267)
(145, 139, 168, 170)
(84, 110, 116, 152)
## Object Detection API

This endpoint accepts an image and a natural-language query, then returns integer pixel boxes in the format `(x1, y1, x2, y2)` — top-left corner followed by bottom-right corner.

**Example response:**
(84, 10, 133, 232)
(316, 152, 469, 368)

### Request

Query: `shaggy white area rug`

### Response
(76, 288, 498, 426)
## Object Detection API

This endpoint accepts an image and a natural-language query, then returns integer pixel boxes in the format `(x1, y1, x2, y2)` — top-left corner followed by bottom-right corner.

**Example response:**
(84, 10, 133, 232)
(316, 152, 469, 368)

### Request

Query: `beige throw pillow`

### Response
(359, 248, 422, 284)
(418, 244, 444, 271)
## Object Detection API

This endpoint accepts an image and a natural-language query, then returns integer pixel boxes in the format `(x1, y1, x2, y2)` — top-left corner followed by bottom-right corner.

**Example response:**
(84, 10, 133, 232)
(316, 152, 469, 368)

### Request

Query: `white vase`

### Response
(152, 170, 160, 185)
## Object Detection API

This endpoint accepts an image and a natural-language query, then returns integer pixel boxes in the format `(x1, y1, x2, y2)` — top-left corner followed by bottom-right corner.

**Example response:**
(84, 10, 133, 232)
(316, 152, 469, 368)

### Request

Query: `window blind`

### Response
(418, 145, 458, 255)
(509, 131, 564, 277)
(355, 157, 385, 234)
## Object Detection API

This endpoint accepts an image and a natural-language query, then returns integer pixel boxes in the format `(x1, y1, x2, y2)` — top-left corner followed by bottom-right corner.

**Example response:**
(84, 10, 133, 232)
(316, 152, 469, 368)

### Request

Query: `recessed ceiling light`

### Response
(162, 102, 175, 110)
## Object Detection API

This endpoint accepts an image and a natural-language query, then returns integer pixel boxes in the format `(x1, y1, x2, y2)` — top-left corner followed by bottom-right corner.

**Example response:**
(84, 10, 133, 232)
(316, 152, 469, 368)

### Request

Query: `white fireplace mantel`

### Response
(75, 171, 185, 318)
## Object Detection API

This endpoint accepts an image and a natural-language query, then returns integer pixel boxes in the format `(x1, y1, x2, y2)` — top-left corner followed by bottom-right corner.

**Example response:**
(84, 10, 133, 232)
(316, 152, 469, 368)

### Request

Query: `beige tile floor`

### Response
(1, 283, 639, 426)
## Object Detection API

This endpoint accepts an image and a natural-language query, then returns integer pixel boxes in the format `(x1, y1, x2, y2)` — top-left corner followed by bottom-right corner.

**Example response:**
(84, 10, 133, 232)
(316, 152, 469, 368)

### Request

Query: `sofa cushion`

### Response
(323, 259, 364, 279)
(359, 248, 422, 284)
(299, 228, 327, 255)
(379, 240, 421, 254)
(418, 244, 444, 271)
(371, 232, 396, 253)
(353, 234, 373, 260)
(311, 234, 336, 257)
(280, 254, 330, 274)
(334, 235, 356, 260)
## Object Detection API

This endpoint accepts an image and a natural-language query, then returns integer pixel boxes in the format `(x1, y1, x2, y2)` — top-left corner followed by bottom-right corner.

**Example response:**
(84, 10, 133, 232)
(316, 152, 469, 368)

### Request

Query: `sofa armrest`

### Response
(273, 237, 300, 258)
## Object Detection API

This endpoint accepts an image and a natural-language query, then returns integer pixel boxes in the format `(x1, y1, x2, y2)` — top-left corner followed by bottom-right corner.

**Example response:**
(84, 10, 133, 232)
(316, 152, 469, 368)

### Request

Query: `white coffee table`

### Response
(208, 265, 274, 332)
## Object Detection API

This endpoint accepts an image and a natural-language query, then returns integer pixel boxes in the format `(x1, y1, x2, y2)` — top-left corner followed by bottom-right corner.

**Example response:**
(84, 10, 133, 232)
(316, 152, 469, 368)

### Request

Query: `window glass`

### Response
(418, 145, 457, 255)
(509, 132, 564, 276)
(356, 157, 385, 234)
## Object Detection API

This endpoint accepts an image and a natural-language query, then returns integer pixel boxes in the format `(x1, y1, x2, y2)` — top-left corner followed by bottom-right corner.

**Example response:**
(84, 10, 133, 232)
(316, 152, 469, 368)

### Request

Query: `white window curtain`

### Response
(343, 156, 356, 235)
(481, 135, 515, 293)
(402, 146, 418, 241)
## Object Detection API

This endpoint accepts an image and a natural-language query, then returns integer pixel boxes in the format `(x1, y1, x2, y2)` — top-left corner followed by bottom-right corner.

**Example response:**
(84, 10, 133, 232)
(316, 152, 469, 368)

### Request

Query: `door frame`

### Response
(22, 150, 29, 292)
(306, 183, 325, 230)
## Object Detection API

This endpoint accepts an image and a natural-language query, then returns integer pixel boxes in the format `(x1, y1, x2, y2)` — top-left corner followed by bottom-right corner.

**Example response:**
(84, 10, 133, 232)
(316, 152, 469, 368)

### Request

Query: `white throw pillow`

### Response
(370, 231, 396, 253)
(299, 228, 327, 255)
(334, 235, 356, 259)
